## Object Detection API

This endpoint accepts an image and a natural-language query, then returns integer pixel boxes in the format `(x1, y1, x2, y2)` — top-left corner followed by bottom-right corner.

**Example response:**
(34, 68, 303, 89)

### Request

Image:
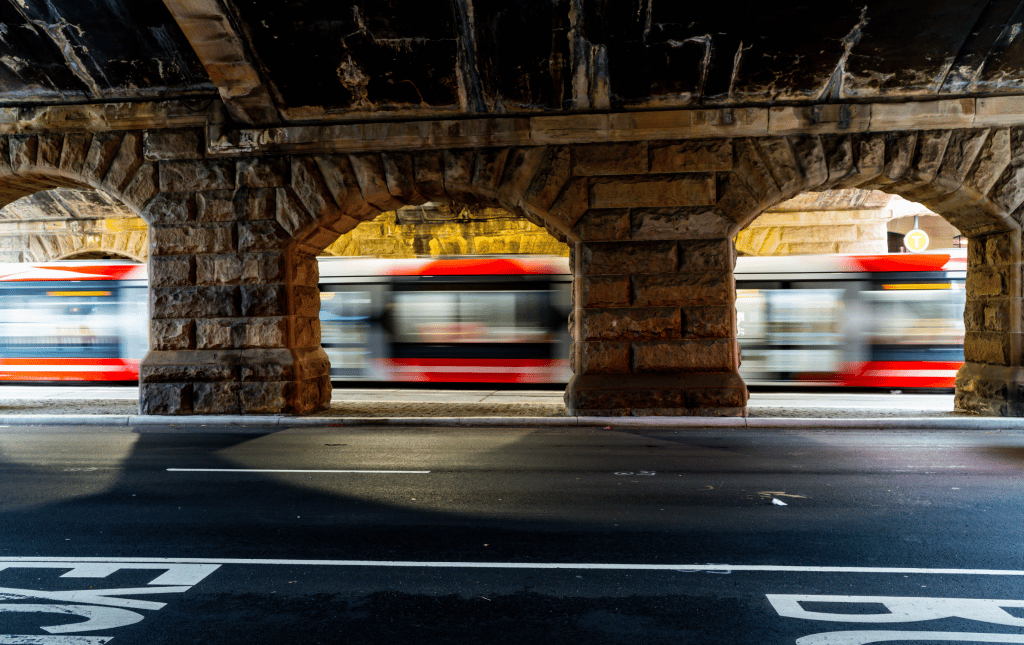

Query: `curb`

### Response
(0, 414, 1022, 430)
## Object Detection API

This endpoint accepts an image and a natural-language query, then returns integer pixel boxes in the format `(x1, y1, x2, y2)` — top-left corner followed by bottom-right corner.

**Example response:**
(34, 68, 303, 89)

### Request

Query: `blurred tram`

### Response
(0, 252, 965, 388)
(735, 252, 966, 389)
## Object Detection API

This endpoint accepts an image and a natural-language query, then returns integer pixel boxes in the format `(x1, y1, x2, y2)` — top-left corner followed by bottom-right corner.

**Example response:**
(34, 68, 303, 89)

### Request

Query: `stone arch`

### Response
(0, 132, 157, 220)
(266, 148, 579, 259)
(727, 129, 1024, 416)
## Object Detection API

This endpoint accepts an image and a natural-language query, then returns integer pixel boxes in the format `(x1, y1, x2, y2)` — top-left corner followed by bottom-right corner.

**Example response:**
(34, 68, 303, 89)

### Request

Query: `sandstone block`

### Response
(964, 331, 1013, 365)
(238, 157, 290, 188)
(151, 225, 232, 255)
(144, 128, 203, 161)
(243, 317, 289, 348)
(985, 232, 1016, 266)
(737, 138, 787, 200)
(545, 178, 589, 230)
(590, 175, 715, 209)
(197, 191, 236, 222)
(632, 272, 734, 307)
(649, 140, 732, 174)
(580, 241, 677, 275)
(963, 129, 1011, 198)
(37, 134, 63, 169)
(966, 266, 1006, 297)
(573, 143, 647, 176)
(350, 153, 406, 210)
(239, 220, 288, 252)
(58, 132, 91, 175)
(140, 383, 191, 415)
(631, 207, 735, 240)
(8, 135, 37, 172)
(412, 150, 450, 202)
(581, 307, 680, 341)
(679, 239, 735, 273)
(579, 341, 631, 374)
(274, 188, 316, 235)
(497, 147, 547, 205)
(293, 286, 321, 317)
(314, 155, 381, 220)
(196, 318, 239, 349)
(123, 163, 159, 211)
(240, 381, 290, 414)
(577, 275, 630, 308)
(102, 132, 144, 193)
(242, 252, 287, 284)
(632, 339, 737, 372)
(140, 363, 236, 383)
(682, 306, 735, 338)
(790, 135, 828, 189)
(564, 372, 747, 415)
(160, 159, 235, 192)
(146, 194, 196, 224)
(443, 149, 479, 205)
(472, 147, 511, 201)
(572, 209, 630, 242)
(241, 284, 288, 317)
(196, 254, 242, 285)
(237, 187, 275, 221)
(193, 382, 241, 414)
(381, 152, 425, 204)
(151, 318, 194, 351)
(293, 316, 320, 348)
(521, 147, 570, 212)
(714, 174, 761, 229)
(151, 255, 195, 288)
(151, 286, 238, 319)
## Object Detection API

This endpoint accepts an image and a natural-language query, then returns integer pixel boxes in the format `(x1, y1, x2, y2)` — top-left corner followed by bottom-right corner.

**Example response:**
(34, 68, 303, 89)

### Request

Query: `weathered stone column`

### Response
(139, 166, 330, 415)
(956, 230, 1024, 415)
(564, 236, 747, 416)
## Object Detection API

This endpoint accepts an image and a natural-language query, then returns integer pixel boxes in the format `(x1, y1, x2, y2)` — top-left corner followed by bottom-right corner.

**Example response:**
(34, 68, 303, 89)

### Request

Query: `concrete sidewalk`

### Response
(0, 385, 1017, 429)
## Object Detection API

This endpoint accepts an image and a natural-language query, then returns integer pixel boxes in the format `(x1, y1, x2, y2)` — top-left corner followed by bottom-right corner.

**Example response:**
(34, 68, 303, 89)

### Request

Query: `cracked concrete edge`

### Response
(0, 414, 1022, 430)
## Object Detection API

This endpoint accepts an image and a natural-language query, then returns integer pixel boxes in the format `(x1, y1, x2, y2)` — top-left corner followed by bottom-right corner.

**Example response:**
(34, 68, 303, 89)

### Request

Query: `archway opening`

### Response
(733, 188, 968, 392)
(0, 188, 147, 263)
(308, 201, 572, 399)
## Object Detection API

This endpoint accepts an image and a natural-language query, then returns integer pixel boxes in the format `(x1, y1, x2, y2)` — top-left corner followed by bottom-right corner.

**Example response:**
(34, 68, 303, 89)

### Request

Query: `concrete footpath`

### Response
(0, 385, 1019, 429)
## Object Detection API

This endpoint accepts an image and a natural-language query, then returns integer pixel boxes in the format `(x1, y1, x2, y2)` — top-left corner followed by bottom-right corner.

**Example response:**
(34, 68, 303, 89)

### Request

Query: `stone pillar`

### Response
(956, 230, 1024, 415)
(140, 183, 331, 415)
(564, 236, 747, 416)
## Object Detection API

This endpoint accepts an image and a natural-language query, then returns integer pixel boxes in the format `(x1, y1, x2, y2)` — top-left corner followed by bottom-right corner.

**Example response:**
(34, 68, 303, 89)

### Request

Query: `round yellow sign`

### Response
(903, 228, 930, 253)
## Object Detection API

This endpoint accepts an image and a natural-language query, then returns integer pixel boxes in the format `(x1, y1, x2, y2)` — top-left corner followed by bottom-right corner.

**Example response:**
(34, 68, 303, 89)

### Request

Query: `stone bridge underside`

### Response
(3, 0, 1024, 415)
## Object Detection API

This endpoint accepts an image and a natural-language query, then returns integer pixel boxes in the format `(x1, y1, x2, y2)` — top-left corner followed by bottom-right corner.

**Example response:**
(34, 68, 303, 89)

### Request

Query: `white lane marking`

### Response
(0, 559, 1022, 575)
(0, 636, 112, 644)
(165, 469, 430, 474)
(797, 633, 1024, 644)
(769, 595, 1024, 625)
(0, 605, 144, 634)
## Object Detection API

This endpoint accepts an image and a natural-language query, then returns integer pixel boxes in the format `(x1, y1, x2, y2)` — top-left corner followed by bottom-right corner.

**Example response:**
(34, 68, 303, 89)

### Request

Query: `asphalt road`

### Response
(0, 425, 1022, 644)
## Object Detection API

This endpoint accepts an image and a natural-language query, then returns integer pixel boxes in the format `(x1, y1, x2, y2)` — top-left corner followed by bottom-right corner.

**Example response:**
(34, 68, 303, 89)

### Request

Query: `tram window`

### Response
(391, 290, 551, 344)
(862, 287, 965, 346)
(736, 287, 845, 376)
(319, 290, 372, 371)
(0, 284, 121, 357)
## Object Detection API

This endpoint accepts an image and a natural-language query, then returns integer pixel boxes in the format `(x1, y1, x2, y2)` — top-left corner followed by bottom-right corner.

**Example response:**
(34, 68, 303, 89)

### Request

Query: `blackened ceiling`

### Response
(2, 0, 1024, 125)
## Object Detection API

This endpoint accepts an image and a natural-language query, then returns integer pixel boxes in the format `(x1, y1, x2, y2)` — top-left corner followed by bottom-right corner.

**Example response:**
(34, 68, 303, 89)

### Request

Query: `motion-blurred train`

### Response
(0, 252, 966, 389)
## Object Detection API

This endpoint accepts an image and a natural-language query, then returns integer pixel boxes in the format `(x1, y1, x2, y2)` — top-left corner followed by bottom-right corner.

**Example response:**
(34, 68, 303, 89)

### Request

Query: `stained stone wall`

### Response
(0, 109, 1022, 416)
(736, 189, 895, 255)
